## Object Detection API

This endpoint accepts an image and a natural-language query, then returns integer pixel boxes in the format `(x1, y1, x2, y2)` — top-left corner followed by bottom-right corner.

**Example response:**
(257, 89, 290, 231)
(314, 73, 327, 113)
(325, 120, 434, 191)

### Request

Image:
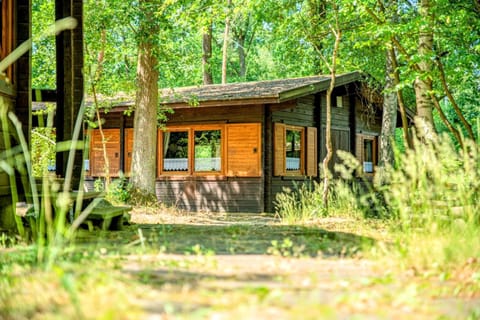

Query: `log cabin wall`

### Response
(86, 104, 266, 212)
(354, 96, 382, 175)
(157, 104, 264, 212)
(319, 88, 353, 174)
(266, 96, 317, 213)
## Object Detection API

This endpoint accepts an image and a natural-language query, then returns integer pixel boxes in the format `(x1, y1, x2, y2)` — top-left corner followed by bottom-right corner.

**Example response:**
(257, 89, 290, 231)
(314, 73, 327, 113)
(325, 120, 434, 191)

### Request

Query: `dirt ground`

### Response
(74, 208, 478, 319)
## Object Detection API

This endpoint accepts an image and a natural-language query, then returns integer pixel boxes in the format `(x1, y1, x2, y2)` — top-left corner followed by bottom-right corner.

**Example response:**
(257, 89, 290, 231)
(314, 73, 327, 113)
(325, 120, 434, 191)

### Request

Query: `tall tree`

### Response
(202, 22, 214, 84)
(378, 1, 398, 174)
(321, 4, 341, 209)
(413, 0, 436, 139)
(221, 0, 232, 84)
(130, 0, 160, 196)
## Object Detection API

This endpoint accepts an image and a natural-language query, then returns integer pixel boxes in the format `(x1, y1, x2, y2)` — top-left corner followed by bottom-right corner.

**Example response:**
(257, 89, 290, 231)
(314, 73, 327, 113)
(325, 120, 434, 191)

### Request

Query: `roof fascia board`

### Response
(278, 71, 362, 102)
(164, 97, 280, 109)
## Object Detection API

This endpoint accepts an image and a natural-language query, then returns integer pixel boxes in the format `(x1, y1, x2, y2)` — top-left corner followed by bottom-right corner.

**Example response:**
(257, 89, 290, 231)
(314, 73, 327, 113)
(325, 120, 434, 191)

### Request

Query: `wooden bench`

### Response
(87, 204, 132, 231)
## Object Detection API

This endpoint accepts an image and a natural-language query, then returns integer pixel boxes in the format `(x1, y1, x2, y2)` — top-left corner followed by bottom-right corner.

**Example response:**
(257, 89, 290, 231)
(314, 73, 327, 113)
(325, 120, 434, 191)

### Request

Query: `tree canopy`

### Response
(31, 0, 479, 141)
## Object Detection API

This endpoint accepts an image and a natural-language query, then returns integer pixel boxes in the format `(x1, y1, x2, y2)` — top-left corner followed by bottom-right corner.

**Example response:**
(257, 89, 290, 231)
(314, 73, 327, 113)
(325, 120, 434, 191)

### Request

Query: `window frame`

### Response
(158, 124, 226, 177)
(274, 123, 317, 177)
(284, 125, 305, 176)
(158, 127, 191, 176)
(356, 134, 377, 175)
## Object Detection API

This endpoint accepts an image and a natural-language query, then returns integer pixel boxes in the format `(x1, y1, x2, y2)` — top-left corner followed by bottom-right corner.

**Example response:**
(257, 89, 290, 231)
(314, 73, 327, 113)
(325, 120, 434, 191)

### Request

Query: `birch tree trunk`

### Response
(378, 47, 398, 178)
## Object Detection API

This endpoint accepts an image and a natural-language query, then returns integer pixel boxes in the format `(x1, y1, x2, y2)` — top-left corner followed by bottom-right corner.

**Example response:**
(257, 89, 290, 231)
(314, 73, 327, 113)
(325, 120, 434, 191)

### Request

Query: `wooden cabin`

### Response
(86, 71, 402, 213)
(0, 0, 84, 230)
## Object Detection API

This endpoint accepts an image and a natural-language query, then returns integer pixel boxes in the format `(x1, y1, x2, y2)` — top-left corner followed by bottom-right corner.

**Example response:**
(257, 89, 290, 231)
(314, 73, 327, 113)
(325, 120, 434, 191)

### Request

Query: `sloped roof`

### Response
(158, 71, 363, 108)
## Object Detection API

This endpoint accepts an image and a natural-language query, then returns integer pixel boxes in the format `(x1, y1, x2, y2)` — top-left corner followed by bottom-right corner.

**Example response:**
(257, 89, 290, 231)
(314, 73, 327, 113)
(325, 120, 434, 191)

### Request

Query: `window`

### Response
(363, 139, 374, 173)
(158, 125, 224, 176)
(158, 123, 262, 177)
(274, 123, 317, 177)
(163, 131, 189, 171)
(336, 96, 343, 108)
(356, 134, 377, 174)
(286, 128, 302, 171)
(194, 129, 221, 172)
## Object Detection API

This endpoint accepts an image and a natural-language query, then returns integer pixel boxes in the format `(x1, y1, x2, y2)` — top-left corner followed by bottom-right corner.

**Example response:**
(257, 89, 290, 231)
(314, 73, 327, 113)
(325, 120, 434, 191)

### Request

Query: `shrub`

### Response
(375, 134, 480, 271)
(379, 134, 479, 229)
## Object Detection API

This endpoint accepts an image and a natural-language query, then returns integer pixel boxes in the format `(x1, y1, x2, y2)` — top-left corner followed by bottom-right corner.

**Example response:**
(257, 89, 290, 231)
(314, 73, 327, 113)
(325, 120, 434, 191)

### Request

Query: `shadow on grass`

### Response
(75, 221, 375, 257)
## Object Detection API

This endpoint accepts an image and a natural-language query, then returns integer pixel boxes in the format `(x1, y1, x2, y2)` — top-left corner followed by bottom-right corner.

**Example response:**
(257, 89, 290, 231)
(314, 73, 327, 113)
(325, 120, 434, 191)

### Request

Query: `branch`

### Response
(389, 45, 413, 148)
(364, 5, 384, 24)
(435, 57, 475, 141)
(429, 91, 464, 148)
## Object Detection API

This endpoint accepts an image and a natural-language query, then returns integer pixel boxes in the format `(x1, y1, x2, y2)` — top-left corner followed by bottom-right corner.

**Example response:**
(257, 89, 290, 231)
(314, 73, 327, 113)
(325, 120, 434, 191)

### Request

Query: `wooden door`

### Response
(89, 129, 121, 177)
(124, 128, 134, 176)
(226, 123, 262, 177)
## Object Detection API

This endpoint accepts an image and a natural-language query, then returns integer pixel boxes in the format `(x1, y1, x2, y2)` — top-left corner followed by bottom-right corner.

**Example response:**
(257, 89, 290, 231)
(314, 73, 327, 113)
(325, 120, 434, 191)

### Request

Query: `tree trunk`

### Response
(378, 48, 398, 177)
(414, 0, 436, 140)
(202, 22, 213, 85)
(131, 41, 158, 196)
(221, 0, 232, 84)
(388, 45, 413, 149)
(322, 28, 341, 209)
(237, 33, 246, 80)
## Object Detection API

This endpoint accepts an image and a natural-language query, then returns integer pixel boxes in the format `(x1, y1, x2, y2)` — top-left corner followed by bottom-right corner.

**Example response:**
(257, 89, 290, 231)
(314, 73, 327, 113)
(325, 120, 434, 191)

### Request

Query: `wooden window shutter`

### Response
(124, 128, 134, 176)
(274, 123, 286, 176)
(226, 123, 262, 177)
(89, 129, 121, 177)
(306, 127, 318, 177)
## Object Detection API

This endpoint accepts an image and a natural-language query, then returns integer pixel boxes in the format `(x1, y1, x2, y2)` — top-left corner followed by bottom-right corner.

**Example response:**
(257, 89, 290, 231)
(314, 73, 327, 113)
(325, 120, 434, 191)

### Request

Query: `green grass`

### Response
(1, 216, 478, 319)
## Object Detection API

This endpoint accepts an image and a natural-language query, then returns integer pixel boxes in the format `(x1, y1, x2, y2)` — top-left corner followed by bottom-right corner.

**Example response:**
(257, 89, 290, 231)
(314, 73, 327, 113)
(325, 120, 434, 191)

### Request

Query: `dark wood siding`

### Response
(320, 94, 351, 129)
(355, 97, 382, 135)
(272, 97, 316, 127)
(156, 177, 263, 212)
(267, 96, 318, 212)
(167, 104, 263, 124)
(320, 128, 351, 174)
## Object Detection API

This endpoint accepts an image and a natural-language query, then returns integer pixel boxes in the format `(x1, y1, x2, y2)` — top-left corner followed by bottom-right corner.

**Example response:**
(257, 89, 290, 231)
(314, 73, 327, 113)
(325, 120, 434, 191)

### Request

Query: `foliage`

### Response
(374, 133, 480, 269)
(274, 131, 480, 276)
(0, 104, 100, 268)
(380, 134, 479, 227)
(31, 106, 56, 177)
(94, 176, 132, 205)
(32, 0, 55, 89)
